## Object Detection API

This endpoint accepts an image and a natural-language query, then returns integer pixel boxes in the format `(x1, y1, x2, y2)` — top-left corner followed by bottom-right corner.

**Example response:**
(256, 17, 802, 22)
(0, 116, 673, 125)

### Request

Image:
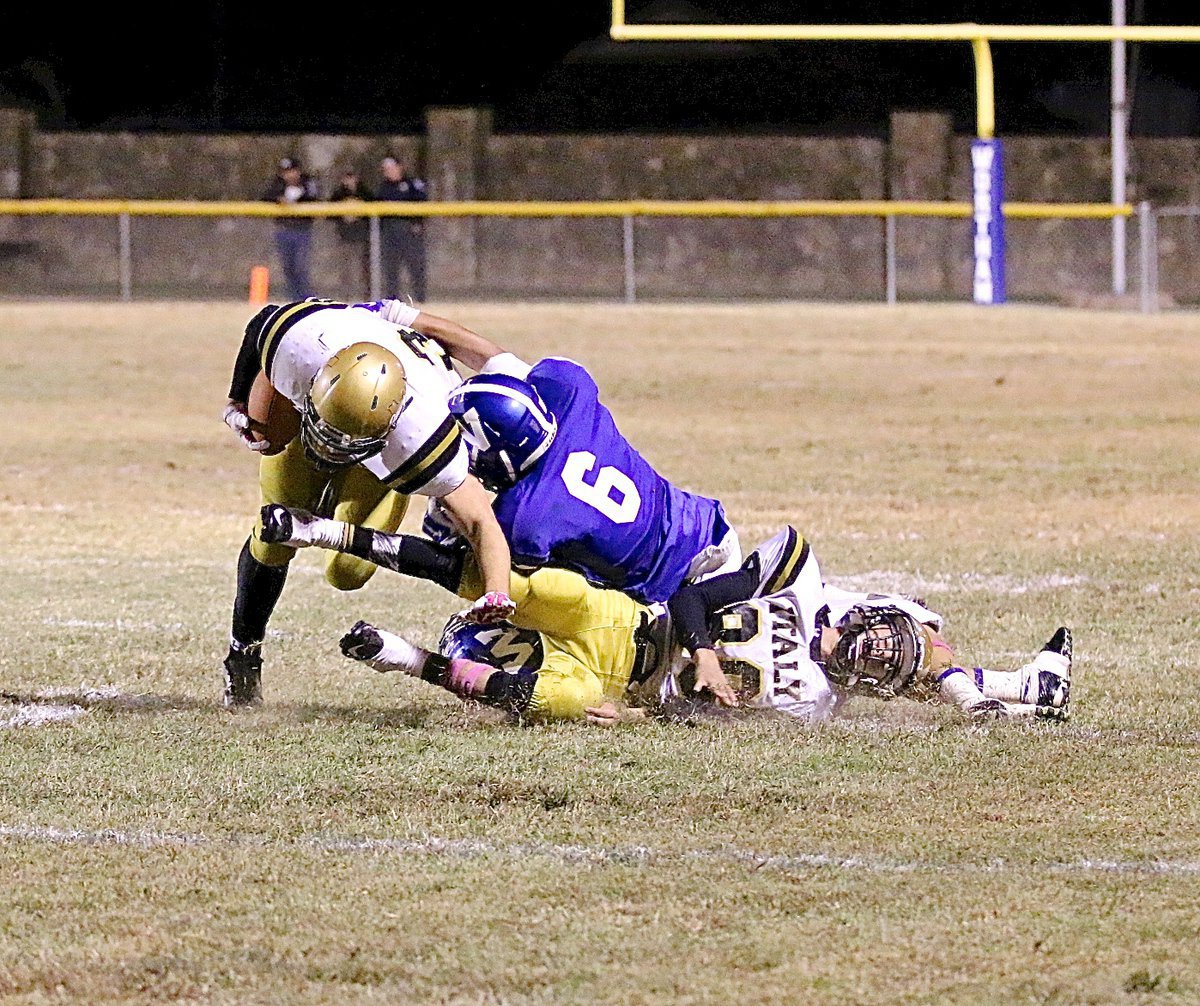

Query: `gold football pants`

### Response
(249, 436, 409, 590)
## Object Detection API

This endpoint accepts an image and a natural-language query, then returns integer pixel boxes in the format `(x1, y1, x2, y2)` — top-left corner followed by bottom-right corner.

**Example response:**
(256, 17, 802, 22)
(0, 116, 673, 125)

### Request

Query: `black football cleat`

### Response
(1034, 627, 1072, 720)
(340, 620, 385, 661)
(421, 500, 464, 547)
(223, 645, 263, 708)
(1042, 627, 1072, 663)
(259, 504, 295, 545)
(969, 698, 1010, 721)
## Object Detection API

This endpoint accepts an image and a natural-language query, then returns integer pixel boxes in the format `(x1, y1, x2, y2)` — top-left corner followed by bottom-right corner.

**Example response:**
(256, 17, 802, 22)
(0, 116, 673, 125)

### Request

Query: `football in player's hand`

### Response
(247, 371, 300, 455)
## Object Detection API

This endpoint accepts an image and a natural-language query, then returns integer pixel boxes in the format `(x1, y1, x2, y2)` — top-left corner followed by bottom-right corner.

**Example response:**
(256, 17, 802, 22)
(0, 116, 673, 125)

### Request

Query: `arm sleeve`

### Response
(227, 307, 272, 401)
(667, 567, 761, 653)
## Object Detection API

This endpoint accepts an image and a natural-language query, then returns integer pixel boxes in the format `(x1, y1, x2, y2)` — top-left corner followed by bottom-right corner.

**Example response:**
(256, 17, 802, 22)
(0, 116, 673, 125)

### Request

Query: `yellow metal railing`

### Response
(0, 199, 1132, 220)
(0, 198, 1134, 304)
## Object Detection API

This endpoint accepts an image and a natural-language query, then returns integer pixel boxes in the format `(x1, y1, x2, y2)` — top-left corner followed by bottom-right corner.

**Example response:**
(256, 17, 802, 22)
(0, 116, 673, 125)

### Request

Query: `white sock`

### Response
(1030, 649, 1070, 677)
(362, 628, 431, 676)
(979, 668, 1031, 703)
(299, 515, 353, 551)
(981, 650, 1069, 705)
(936, 667, 988, 712)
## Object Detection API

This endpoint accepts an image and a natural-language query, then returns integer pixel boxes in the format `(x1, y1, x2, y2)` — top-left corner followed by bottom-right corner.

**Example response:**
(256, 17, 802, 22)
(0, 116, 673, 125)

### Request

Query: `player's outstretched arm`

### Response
(368, 298, 505, 371)
(411, 311, 505, 372)
(690, 649, 739, 707)
(585, 702, 650, 727)
(439, 477, 515, 621)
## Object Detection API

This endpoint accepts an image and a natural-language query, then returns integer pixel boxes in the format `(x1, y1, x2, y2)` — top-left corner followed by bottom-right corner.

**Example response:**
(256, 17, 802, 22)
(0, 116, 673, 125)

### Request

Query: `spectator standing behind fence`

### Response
(377, 156, 428, 302)
(330, 169, 374, 300)
(261, 157, 319, 300)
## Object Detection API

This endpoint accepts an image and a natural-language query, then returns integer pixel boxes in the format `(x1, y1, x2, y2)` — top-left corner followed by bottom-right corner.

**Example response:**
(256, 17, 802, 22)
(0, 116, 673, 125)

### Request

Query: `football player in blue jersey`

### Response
(435, 349, 742, 605)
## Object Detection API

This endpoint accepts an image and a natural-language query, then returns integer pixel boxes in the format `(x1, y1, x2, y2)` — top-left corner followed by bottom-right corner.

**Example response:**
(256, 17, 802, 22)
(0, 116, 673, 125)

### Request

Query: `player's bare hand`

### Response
(585, 702, 648, 727)
(693, 648, 738, 707)
(462, 591, 517, 624)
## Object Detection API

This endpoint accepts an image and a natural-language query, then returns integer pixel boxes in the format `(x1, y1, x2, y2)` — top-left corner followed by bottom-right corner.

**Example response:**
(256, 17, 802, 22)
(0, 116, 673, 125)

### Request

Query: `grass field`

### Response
(2, 300, 1199, 1005)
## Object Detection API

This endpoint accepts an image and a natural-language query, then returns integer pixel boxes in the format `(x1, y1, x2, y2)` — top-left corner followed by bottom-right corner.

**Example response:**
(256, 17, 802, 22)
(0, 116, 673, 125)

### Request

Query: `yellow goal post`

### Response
(608, 3, 1200, 305)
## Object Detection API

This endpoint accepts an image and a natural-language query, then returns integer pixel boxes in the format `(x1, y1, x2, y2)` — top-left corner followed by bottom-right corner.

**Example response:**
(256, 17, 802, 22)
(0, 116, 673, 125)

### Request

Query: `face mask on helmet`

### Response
(447, 374, 557, 492)
(302, 343, 406, 470)
(825, 605, 926, 698)
(300, 398, 395, 469)
(438, 612, 544, 674)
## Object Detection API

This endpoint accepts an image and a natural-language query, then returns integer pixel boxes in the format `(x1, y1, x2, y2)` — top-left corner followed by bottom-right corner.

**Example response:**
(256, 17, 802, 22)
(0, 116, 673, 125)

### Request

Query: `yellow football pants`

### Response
(461, 563, 647, 722)
(249, 435, 410, 590)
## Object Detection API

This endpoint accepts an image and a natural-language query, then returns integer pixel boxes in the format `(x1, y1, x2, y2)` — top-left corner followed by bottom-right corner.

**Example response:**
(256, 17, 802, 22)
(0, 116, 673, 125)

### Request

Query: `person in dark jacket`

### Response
(261, 156, 319, 299)
(377, 155, 428, 302)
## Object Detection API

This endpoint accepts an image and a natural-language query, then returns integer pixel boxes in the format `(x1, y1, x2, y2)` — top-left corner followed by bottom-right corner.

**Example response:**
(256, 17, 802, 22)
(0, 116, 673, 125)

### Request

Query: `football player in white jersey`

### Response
(256, 505, 1072, 725)
(219, 298, 515, 708)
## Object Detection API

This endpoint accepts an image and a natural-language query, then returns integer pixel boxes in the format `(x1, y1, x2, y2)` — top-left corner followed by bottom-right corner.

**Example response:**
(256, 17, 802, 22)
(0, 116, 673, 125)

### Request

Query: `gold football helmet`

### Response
(301, 343, 407, 468)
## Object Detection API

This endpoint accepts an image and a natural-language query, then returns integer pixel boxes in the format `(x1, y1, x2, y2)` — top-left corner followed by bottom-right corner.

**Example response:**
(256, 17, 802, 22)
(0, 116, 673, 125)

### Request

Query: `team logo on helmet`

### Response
(438, 612, 544, 674)
(446, 374, 557, 491)
(824, 604, 927, 698)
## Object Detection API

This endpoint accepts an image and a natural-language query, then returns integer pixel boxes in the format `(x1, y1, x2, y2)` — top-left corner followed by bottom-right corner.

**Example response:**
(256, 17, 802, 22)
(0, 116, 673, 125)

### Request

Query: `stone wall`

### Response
(0, 105, 1193, 302)
(479, 132, 886, 298)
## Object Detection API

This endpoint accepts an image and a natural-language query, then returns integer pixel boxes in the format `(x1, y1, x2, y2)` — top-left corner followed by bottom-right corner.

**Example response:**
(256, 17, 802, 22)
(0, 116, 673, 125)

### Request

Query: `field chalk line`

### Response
(2, 823, 1198, 879)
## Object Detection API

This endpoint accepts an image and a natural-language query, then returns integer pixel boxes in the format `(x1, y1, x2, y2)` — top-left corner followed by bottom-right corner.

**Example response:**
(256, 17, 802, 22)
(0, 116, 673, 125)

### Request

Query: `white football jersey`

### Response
(256, 301, 468, 498)
(631, 528, 944, 724)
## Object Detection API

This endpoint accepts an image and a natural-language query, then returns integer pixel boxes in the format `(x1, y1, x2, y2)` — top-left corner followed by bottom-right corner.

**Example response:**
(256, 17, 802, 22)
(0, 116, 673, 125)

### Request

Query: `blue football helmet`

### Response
(438, 613, 544, 674)
(446, 374, 557, 492)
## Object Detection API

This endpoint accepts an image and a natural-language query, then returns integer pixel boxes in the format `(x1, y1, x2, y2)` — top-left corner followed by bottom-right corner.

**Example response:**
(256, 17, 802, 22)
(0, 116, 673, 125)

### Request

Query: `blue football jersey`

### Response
(492, 358, 726, 603)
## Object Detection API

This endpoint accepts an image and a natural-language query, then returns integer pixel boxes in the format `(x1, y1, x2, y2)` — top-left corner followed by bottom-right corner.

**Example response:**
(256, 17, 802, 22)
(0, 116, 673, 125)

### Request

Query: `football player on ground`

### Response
(258, 505, 1072, 726)
(432, 350, 741, 605)
(219, 298, 515, 708)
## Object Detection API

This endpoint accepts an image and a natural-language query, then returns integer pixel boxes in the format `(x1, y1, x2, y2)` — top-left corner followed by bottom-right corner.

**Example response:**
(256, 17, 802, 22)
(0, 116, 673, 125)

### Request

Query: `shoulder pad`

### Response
(744, 526, 811, 597)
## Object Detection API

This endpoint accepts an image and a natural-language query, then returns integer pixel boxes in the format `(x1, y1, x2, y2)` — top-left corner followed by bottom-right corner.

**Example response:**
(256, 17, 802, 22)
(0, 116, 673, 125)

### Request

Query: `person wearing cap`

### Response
(261, 156, 320, 299)
(376, 155, 428, 302)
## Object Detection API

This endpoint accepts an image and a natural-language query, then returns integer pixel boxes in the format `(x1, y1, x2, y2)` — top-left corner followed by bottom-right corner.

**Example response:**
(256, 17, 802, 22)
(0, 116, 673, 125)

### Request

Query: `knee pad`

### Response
(324, 552, 377, 591)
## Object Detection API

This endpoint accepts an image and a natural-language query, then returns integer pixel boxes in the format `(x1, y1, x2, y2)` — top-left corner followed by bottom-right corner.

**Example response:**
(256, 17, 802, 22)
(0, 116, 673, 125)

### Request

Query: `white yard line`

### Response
(1, 823, 1198, 878)
(0, 705, 87, 729)
(1, 687, 177, 727)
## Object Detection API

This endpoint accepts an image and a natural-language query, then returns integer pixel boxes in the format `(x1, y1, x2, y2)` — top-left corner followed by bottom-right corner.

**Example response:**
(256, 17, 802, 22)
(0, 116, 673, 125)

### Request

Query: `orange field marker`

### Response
(248, 265, 270, 305)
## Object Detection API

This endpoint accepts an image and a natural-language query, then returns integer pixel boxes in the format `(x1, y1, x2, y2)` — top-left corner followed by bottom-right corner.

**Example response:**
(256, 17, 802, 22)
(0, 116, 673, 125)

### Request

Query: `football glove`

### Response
(222, 401, 270, 452)
(462, 592, 517, 625)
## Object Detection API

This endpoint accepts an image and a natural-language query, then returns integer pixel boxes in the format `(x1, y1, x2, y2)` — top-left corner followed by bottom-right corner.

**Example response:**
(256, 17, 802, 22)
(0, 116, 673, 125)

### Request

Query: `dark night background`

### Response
(1, 2, 1197, 136)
